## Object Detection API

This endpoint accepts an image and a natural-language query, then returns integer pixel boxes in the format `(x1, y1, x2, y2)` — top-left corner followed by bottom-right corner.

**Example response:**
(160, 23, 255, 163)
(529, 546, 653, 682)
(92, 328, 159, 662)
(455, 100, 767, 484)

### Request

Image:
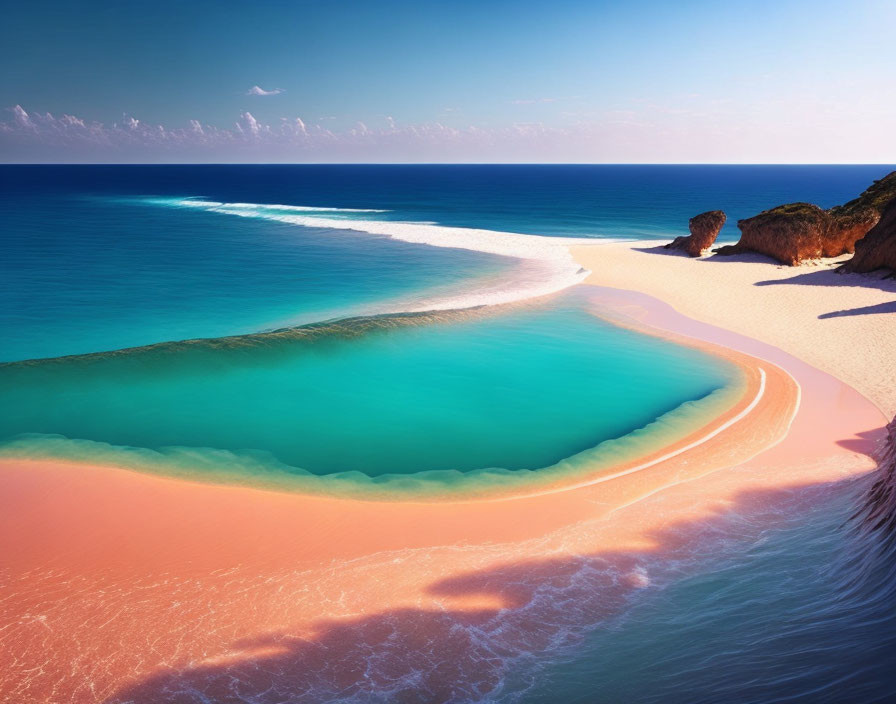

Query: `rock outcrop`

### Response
(824, 207, 881, 258)
(715, 170, 896, 266)
(715, 203, 829, 265)
(840, 198, 896, 274)
(665, 210, 726, 257)
(827, 171, 896, 258)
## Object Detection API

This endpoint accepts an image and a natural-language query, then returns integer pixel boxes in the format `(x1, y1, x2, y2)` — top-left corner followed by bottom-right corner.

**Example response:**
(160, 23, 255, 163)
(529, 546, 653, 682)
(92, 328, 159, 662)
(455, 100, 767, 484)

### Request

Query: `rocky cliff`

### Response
(840, 198, 896, 274)
(715, 171, 896, 266)
(665, 210, 726, 257)
(827, 171, 896, 258)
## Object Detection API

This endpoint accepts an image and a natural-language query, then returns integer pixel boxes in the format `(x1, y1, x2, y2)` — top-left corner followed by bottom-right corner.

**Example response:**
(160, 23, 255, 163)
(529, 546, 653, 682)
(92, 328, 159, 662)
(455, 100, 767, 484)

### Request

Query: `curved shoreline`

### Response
(0, 261, 886, 702)
(0, 287, 755, 503)
(151, 196, 598, 316)
(571, 240, 896, 417)
(0, 289, 773, 504)
(515, 368, 769, 497)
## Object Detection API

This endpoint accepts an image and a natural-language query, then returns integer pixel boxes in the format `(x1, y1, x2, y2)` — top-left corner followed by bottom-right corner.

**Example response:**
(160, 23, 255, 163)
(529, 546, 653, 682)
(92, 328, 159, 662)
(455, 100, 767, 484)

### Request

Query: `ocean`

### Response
(1, 164, 893, 702)
(2, 164, 889, 363)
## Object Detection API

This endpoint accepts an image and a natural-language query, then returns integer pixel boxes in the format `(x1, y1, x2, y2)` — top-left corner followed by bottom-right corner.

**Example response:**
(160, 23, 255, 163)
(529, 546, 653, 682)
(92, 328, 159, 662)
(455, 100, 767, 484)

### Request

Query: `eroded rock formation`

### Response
(825, 208, 881, 258)
(840, 198, 896, 274)
(715, 171, 896, 266)
(715, 203, 829, 265)
(827, 171, 896, 258)
(665, 210, 726, 257)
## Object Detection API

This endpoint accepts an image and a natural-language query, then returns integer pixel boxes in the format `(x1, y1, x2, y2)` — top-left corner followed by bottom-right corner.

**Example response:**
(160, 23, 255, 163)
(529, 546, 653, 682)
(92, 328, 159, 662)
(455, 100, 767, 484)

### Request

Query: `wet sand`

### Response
(0, 278, 887, 702)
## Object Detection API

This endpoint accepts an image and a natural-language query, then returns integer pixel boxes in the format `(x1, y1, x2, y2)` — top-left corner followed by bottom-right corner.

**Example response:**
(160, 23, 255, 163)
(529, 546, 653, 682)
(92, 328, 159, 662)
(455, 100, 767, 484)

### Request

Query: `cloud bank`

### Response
(0, 105, 582, 163)
(2, 103, 894, 164)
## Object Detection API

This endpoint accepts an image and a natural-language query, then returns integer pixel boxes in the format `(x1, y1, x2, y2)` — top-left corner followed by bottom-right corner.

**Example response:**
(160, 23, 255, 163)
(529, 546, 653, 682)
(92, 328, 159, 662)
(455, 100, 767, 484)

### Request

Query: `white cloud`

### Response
(246, 85, 284, 96)
(240, 112, 260, 135)
(2, 103, 894, 164)
(61, 114, 85, 127)
(13, 105, 32, 128)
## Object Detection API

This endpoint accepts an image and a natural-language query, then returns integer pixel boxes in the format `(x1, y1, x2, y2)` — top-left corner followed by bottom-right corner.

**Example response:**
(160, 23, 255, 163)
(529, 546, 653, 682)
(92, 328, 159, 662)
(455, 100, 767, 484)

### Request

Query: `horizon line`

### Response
(3, 162, 895, 167)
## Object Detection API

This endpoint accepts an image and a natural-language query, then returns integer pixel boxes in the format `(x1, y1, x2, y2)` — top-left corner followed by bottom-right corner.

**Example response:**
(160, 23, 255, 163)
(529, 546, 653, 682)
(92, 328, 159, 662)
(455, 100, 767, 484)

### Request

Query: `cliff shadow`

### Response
(836, 426, 890, 456)
(753, 268, 896, 318)
(102, 473, 890, 704)
(631, 243, 896, 317)
(818, 301, 896, 319)
(629, 243, 693, 258)
(630, 243, 788, 266)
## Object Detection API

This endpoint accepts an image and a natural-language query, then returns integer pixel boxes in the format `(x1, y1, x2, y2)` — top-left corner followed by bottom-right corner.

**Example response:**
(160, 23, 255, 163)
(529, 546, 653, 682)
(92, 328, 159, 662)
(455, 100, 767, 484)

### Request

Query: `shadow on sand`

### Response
(632, 243, 785, 266)
(634, 244, 896, 319)
(104, 440, 894, 704)
(818, 301, 896, 319)
(752, 268, 896, 319)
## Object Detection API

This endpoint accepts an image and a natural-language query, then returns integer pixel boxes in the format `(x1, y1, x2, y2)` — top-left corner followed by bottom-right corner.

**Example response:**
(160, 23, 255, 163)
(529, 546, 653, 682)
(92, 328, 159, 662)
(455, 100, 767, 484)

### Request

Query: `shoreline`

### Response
(571, 240, 896, 417)
(0, 287, 778, 505)
(0, 250, 889, 701)
(0, 285, 762, 504)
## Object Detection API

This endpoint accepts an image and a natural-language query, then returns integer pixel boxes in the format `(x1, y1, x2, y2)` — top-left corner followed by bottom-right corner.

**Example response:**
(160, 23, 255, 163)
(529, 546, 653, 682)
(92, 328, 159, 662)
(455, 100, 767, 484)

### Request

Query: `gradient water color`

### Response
(0, 289, 739, 498)
(3, 164, 891, 363)
(2, 165, 894, 702)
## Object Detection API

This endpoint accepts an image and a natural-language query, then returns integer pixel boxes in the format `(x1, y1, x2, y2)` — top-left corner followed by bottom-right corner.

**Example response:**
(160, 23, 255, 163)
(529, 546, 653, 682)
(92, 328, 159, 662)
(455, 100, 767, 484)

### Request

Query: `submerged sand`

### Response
(0, 245, 891, 702)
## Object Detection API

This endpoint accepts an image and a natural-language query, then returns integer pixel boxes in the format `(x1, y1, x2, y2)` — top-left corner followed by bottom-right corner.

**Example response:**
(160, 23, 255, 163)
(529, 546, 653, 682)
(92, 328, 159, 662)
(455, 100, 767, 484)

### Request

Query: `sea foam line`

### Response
(152, 197, 606, 312)
(208, 202, 390, 213)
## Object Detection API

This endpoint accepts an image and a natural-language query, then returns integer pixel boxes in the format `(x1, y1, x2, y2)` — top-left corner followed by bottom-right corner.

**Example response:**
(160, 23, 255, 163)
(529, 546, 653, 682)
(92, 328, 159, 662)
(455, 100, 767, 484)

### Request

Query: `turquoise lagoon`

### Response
(0, 289, 738, 498)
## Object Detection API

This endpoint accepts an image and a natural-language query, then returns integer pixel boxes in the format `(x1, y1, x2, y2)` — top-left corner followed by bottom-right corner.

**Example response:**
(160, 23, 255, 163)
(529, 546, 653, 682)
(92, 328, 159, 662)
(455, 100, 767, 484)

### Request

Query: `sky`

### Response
(1, 0, 894, 163)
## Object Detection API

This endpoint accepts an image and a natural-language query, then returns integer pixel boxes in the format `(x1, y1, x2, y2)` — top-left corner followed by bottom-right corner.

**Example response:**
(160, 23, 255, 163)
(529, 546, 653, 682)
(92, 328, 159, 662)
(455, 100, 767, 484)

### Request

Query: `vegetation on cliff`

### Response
(840, 199, 896, 274)
(714, 171, 896, 266)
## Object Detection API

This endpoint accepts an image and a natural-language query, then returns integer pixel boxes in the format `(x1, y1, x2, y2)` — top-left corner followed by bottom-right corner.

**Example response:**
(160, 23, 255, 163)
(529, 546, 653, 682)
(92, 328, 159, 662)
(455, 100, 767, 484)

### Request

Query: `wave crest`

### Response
(148, 197, 602, 313)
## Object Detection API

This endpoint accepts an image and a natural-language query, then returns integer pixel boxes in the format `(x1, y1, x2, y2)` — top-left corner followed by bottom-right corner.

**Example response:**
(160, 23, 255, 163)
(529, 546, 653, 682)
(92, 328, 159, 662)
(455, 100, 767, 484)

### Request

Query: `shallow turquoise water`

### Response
(0, 289, 735, 494)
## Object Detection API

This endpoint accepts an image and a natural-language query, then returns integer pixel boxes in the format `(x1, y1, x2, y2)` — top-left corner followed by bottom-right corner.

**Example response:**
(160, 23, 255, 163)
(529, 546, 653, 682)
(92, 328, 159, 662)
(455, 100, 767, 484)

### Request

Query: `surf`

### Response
(149, 196, 600, 314)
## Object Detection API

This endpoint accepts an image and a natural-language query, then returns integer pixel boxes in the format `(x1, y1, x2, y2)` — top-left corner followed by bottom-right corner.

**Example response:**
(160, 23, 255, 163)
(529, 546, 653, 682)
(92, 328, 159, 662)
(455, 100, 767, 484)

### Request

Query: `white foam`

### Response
(200, 201, 390, 213)
(160, 198, 607, 313)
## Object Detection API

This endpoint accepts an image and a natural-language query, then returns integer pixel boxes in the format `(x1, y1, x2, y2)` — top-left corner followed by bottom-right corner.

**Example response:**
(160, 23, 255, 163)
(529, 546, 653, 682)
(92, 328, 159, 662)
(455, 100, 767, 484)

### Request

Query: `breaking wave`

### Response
(147, 197, 602, 313)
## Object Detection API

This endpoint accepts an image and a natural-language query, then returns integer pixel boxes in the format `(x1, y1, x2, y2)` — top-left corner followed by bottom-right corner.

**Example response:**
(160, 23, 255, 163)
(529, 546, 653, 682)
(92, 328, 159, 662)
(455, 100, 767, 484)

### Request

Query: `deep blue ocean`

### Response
(1, 164, 893, 702)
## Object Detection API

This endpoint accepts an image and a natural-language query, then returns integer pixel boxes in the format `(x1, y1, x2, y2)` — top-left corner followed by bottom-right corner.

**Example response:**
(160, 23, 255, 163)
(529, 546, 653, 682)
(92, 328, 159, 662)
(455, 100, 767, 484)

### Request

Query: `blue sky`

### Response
(2, 0, 894, 162)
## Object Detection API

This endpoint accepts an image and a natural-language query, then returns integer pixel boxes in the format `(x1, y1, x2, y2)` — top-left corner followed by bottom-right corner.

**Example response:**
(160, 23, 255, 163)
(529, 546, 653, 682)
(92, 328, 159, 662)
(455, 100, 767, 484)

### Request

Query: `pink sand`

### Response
(0, 284, 885, 703)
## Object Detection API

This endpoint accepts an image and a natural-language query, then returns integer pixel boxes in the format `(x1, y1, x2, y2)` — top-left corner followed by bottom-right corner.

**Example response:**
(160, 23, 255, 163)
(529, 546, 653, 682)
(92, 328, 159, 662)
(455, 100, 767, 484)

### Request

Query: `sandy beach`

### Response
(1, 245, 891, 702)
(573, 241, 896, 417)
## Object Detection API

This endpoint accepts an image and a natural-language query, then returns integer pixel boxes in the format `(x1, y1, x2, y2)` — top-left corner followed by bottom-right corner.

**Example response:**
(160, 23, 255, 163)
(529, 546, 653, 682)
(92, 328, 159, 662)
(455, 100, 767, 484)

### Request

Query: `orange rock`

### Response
(664, 210, 726, 257)
(841, 198, 896, 274)
(716, 203, 828, 266)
